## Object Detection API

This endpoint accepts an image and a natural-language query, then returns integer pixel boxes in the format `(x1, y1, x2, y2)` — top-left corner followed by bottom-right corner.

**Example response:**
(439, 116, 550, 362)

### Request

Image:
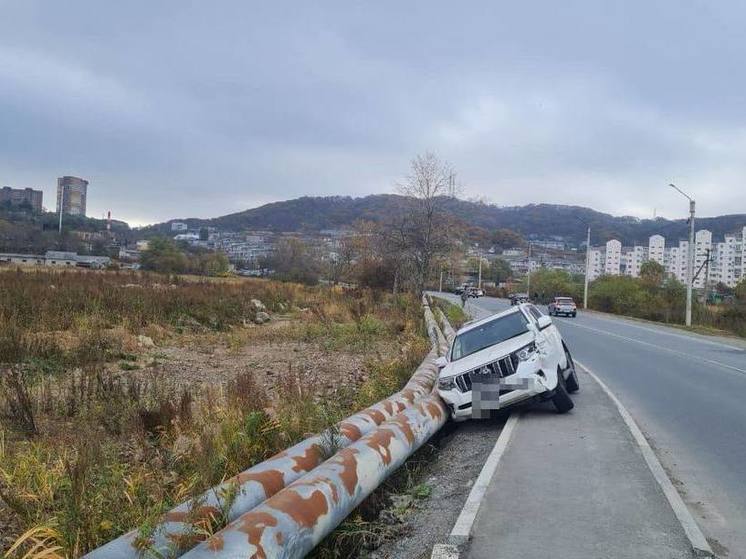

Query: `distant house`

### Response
(0, 251, 110, 268)
(44, 251, 78, 267)
(174, 233, 200, 241)
(171, 222, 188, 232)
(0, 253, 45, 266)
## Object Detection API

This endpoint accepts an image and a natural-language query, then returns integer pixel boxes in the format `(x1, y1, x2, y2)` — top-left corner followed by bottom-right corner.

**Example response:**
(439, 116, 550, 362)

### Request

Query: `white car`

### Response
(436, 303, 579, 421)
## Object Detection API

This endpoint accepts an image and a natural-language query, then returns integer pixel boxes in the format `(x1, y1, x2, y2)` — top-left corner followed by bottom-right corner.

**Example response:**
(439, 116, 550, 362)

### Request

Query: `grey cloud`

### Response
(1, 0, 745, 224)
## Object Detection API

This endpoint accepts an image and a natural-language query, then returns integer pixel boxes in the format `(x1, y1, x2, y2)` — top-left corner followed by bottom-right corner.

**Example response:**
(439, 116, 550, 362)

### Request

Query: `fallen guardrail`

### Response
(435, 308, 457, 342)
(85, 295, 452, 559)
(182, 393, 447, 558)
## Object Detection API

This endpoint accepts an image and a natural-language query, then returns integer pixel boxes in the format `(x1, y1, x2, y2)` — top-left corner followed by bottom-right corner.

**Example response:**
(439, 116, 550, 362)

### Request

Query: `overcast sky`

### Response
(2, 1, 746, 225)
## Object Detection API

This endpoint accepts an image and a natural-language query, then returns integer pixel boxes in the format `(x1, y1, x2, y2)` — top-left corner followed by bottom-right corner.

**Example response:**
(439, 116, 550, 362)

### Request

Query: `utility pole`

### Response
(526, 242, 532, 300)
(58, 190, 63, 234)
(669, 184, 695, 327)
(477, 247, 483, 289)
(439, 266, 443, 293)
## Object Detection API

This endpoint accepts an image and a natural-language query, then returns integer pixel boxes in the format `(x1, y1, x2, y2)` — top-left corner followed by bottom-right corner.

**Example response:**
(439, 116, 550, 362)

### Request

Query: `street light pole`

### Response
(576, 216, 592, 310)
(583, 225, 591, 309)
(669, 183, 695, 327)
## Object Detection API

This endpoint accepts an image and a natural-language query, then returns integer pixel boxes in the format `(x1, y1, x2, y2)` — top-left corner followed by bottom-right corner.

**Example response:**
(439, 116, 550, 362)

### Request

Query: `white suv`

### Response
(436, 303, 579, 421)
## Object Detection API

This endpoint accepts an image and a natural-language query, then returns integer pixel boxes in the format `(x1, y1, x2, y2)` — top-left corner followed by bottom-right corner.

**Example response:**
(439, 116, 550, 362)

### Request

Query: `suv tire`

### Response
(564, 348, 580, 393)
(552, 366, 574, 413)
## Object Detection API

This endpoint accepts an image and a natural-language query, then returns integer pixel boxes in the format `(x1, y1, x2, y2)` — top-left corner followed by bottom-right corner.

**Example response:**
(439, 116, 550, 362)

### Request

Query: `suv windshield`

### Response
(451, 311, 529, 361)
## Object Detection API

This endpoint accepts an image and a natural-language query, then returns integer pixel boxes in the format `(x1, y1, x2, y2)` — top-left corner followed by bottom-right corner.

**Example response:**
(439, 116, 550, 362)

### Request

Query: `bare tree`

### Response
(396, 152, 460, 293)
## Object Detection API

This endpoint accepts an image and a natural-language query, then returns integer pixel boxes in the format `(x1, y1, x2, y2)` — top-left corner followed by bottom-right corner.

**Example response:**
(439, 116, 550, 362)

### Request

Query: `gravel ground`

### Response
(369, 414, 507, 559)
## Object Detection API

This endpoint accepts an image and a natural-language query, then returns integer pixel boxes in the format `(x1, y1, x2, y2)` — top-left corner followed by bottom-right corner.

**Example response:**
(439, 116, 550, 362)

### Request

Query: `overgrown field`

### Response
(0, 269, 429, 557)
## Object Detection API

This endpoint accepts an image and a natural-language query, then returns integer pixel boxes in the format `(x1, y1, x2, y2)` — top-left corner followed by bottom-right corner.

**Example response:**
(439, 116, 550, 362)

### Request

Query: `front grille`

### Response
(455, 352, 520, 393)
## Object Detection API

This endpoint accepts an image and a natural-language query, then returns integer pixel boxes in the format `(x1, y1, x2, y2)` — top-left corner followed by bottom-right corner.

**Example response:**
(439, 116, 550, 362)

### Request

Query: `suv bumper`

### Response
(438, 362, 560, 421)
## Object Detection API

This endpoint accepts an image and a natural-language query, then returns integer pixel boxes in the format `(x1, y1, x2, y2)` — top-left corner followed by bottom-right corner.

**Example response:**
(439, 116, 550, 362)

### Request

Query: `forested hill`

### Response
(144, 195, 746, 246)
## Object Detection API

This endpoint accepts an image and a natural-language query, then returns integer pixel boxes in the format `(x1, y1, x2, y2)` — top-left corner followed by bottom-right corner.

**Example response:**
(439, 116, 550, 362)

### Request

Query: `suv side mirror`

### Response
(537, 315, 552, 330)
(434, 356, 448, 368)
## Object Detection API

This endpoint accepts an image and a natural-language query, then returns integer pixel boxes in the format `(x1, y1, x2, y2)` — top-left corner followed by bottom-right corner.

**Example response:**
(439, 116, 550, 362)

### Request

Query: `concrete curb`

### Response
(430, 413, 520, 558)
(577, 360, 715, 558)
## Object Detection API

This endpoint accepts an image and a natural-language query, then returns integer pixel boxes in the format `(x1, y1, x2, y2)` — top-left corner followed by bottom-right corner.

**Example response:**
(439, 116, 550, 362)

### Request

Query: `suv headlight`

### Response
(516, 342, 537, 361)
(438, 376, 457, 391)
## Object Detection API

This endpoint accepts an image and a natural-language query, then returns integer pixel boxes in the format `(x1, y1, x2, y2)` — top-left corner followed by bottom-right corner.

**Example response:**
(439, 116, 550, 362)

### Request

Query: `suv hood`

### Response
(442, 330, 535, 376)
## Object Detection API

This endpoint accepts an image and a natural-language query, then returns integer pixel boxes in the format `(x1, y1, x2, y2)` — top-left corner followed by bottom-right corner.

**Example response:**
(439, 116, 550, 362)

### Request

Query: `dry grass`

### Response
(0, 269, 427, 558)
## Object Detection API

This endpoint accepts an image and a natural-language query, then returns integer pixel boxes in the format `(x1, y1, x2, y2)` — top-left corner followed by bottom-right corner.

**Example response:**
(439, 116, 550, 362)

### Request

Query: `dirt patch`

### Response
(153, 338, 372, 400)
(368, 415, 507, 559)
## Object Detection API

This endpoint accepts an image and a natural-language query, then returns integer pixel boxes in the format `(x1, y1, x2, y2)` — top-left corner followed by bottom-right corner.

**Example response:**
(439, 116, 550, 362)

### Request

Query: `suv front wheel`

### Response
(552, 366, 574, 413)
(564, 348, 580, 393)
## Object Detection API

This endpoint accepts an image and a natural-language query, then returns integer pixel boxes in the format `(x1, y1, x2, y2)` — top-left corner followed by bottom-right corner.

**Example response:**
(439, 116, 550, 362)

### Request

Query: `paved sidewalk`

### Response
(466, 367, 696, 559)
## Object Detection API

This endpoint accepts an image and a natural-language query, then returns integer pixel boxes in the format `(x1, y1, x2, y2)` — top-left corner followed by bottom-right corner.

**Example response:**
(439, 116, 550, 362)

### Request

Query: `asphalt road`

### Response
(437, 293, 746, 557)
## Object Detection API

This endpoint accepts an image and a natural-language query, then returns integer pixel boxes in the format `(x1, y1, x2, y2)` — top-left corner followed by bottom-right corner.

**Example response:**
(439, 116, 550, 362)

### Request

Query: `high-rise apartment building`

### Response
(648, 235, 665, 265)
(56, 176, 88, 216)
(604, 239, 622, 275)
(692, 230, 712, 288)
(0, 186, 43, 212)
(624, 245, 647, 277)
(587, 228, 745, 288)
(588, 249, 604, 281)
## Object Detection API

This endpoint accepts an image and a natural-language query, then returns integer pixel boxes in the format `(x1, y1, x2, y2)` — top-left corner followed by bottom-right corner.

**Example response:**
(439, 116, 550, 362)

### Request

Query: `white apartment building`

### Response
(624, 246, 647, 277)
(648, 235, 665, 265)
(604, 240, 622, 275)
(587, 227, 745, 288)
(693, 230, 712, 288)
(588, 249, 604, 281)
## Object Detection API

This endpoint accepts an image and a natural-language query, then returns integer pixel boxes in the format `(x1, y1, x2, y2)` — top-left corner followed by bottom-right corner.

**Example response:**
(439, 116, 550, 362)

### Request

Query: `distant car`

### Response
(548, 297, 577, 317)
(454, 284, 469, 295)
(468, 287, 484, 298)
(436, 303, 579, 421)
(509, 293, 529, 306)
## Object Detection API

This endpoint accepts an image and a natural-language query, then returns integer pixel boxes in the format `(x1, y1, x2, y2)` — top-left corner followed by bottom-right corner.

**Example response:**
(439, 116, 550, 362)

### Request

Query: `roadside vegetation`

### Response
(0, 269, 428, 557)
(431, 297, 468, 330)
(516, 262, 746, 337)
(140, 237, 231, 276)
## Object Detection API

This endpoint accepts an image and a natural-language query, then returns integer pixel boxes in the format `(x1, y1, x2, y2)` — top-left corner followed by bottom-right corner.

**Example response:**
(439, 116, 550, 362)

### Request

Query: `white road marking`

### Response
(575, 312, 746, 352)
(447, 412, 521, 547)
(556, 318, 746, 376)
(578, 361, 714, 558)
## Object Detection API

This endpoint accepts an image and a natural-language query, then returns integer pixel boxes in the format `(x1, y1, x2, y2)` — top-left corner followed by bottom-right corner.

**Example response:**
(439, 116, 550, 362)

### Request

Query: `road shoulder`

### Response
(465, 366, 699, 559)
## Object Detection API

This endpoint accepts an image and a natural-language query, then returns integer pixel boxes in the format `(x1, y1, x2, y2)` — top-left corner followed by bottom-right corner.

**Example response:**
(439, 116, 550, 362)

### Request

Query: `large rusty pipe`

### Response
(85, 301, 445, 559)
(181, 394, 448, 559)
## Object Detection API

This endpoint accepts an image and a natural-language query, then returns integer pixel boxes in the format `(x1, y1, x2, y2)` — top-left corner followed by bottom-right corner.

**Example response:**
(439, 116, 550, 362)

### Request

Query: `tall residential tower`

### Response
(56, 176, 88, 216)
